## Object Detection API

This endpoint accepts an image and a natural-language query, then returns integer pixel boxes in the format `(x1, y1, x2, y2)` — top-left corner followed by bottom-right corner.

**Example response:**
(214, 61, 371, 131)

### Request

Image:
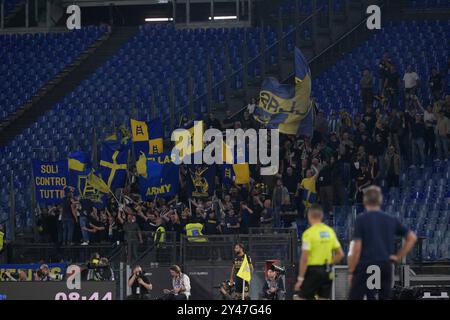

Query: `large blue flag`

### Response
(139, 153, 179, 200)
(99, 140, 130, 190)
(32, 160, 68, 204)
(68, 151, 105, 204)
(221, 163, 234, 186)
(67, 151, 91, 195)
(254, 47, 314, 136)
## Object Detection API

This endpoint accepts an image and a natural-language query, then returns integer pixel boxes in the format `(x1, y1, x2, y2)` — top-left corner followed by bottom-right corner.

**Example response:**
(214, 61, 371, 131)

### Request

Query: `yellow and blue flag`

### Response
(221, 142, 250, 185)
(233, 163, 250, 185)
(186, 157, 216, 198)
(254, 47, 314, 136)
(172, 120, 204, 163)
(68, 151, 91, 195)
(130, 118, 164, 155)
(87, 171, 110, 194)
(68, 151, 108, 203)
(32, 159, 68, 204)
(138, 152, 179, 200)
(104, 133, 118, 142)
(99, 140, 130, 190)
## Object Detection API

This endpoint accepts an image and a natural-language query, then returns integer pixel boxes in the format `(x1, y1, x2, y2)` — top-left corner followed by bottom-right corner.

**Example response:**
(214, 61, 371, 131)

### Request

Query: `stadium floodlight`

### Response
(145, 18, 174, 22)
(208, 16, 237, 21)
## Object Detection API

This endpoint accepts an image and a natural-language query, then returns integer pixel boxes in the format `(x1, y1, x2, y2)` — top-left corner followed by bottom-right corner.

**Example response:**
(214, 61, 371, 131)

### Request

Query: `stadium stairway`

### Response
(0, 26, 139, 146)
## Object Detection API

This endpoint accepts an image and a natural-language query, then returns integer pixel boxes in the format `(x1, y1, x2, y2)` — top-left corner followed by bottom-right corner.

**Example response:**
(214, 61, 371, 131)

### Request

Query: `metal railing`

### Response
(131, 231, 179, 266)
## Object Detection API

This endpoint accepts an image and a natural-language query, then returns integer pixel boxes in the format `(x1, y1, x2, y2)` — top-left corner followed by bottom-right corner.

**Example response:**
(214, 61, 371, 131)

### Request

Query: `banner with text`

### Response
(32, 160, 68, 204)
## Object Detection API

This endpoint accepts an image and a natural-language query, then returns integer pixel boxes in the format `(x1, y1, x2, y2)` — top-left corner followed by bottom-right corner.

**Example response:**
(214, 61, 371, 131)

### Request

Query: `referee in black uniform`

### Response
(348, 186, 417, 300)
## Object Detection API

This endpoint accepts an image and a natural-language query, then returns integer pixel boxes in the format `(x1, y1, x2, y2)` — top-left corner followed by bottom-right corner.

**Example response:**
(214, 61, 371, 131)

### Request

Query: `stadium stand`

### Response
(0, 23, 282, 227)
(314, 19, 450, 114)
(0, 1, 449, 268)
(0, 26, 107, 121)
(385, 162, 450, 261)
(408, 0, 450, 9)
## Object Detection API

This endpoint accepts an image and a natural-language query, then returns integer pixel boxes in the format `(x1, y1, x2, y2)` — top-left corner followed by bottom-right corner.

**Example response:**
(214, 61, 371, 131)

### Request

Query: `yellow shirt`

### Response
(301, 223, 341, 266)
(300, 176, 317, 207)
(300, 176, 316, 193)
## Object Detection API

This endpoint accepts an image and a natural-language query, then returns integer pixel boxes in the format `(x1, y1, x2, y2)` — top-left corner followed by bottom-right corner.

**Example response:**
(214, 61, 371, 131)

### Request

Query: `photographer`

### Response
(127, 265, 152, 300)
(262, 265, 286, 300)
(87, 254, 115, 281)
(218, 280, 234, 300)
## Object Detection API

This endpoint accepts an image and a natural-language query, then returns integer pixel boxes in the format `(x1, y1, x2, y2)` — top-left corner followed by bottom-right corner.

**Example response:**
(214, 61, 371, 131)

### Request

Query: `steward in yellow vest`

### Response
(154, 225, 166, 248)
(185, 222, 207, 242)
(0, 227, 5, 252)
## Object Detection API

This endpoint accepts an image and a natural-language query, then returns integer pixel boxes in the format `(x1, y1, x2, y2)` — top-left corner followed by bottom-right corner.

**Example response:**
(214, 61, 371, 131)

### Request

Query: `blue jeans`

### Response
(79, 216, 89, 242)
(62, 219, 74, 244)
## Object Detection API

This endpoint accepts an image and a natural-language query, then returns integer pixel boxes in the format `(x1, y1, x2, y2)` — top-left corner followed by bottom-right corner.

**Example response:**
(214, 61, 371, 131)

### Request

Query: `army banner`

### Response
(139, 153, 180, 200)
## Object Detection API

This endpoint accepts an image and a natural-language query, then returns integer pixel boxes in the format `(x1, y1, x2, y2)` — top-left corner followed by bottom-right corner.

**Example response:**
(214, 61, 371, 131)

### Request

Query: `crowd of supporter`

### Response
(34, 52, 449, 260)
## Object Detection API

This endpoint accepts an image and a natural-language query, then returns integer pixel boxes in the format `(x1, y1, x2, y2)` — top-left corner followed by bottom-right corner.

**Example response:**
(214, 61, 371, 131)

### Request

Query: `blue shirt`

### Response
(353, 210, 409, 264)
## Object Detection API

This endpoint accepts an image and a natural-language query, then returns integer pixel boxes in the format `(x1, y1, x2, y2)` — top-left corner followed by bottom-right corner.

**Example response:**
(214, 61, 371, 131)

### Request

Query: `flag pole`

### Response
(242, 279, 245, 300)
(108, 188, 121, 206)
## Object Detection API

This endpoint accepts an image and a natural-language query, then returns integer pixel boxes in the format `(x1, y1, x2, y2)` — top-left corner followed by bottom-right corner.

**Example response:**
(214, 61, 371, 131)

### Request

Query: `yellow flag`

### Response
(173, 121, 204, 159)
(233, 163, 250, 185)
(87, 171, 110, 193)
(105, 133, 118, 141)
(130, 119, 149, 142)
(68, 158, 86, 172)
(136, 153, 147, 178)
(236, 254, 252, 282)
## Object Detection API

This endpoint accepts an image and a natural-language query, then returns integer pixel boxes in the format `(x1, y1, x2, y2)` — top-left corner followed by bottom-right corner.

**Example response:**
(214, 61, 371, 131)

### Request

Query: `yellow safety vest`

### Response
(154, 226, 166, 247)
(0, 231, 4, 252)
(185, 223, 207, 242)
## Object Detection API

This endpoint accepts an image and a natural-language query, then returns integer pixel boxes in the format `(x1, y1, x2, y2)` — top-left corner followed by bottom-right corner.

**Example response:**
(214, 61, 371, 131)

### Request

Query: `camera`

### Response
(269, 264, 285, 275)
(87, 256, 113, 281)
(215, 280, 235, 300)
(36, 269, 44, 278)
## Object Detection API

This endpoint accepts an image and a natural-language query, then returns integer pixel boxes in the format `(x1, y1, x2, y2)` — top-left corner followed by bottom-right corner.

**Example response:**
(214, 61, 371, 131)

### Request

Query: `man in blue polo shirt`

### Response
(348, 186, 417, 300)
